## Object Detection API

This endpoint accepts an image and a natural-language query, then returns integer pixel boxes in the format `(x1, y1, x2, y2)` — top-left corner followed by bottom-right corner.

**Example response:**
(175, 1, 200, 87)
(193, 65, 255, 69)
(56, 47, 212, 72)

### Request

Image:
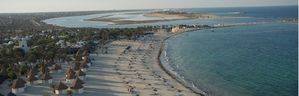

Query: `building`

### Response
(171, 26, 185, 33)
(18, 38, 29, 53)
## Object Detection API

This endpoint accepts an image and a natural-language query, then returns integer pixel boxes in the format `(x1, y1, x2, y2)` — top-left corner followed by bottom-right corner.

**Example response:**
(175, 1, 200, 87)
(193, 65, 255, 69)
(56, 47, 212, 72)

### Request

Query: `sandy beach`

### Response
(84, 11, 217, 25)
(83, 29, 199, 96)
(86, 30, 199, 96)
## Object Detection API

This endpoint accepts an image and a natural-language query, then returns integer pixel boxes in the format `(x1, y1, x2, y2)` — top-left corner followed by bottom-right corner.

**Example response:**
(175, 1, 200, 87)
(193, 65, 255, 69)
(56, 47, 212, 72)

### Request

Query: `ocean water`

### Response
(164, 6, 298, 96)
(180, 6, 298, 18)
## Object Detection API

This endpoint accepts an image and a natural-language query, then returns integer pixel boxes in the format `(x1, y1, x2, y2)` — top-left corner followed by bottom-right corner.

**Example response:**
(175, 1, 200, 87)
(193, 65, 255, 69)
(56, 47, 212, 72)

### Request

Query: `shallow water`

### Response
(163, 6, 298, 96)
(165, 23, 298, 96)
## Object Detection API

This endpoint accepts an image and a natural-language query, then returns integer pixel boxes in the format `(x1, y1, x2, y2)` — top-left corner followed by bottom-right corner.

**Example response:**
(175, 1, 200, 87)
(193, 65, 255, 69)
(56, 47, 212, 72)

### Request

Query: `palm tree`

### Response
(7, 64, 17, 80)
(26, 51, 37, 63)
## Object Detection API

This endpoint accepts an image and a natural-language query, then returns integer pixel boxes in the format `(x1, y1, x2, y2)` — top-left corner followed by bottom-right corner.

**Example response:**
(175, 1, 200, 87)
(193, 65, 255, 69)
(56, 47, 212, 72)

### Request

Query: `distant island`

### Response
(84, 11, 217, 24)
(144, 11, 217, 19)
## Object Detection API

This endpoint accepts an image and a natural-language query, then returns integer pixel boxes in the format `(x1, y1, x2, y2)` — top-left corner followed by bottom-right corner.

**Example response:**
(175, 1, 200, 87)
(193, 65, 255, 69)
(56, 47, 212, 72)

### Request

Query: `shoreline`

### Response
(157, 29, 210, 96)
(90, 35, 201, 95)
(155, 24, 258, 96)
(155, 26, 241, 96)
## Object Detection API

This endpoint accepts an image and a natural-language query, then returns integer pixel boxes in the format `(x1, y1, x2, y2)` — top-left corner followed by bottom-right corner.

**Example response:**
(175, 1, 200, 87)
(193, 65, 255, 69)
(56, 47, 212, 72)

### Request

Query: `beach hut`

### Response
(76, 70, 86, 80)
(50, 64, 62, 73)
(70, 78, 84, 94)
(26, 72, 38, 85)
(65, 67, 76, 83)
(54, 82, 68, 95)
(11, 78, 26, 94)
(40, 72, 53, 84)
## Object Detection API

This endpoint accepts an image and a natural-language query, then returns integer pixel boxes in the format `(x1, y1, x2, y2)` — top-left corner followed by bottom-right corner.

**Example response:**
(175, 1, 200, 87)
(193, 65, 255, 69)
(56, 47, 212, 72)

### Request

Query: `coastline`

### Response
(157, 29, 209, 96)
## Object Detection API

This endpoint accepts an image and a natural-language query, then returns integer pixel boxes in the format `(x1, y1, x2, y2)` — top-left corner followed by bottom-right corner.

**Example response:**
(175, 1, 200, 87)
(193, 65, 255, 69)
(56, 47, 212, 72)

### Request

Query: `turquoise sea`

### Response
(163, 6, 298, 96)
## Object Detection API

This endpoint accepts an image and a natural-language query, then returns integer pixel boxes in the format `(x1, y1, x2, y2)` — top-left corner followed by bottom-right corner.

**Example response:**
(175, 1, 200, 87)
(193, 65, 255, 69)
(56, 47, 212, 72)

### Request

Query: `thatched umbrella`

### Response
(26, 72, 38, 85)
(40, 72, 53, 84)
(53, 82, 68, 95)
(70, 78, 84, 94)
(11, 78, 26, 94)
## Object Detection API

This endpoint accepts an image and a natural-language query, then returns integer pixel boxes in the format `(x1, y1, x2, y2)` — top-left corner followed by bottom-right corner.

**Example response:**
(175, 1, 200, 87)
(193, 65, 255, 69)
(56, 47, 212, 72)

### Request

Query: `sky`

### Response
(0, 0, 297, 13)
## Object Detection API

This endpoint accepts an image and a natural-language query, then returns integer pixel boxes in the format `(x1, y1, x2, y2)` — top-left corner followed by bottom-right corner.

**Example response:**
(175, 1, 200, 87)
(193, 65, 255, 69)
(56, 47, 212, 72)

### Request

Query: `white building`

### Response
(171, 26, 185, 33)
